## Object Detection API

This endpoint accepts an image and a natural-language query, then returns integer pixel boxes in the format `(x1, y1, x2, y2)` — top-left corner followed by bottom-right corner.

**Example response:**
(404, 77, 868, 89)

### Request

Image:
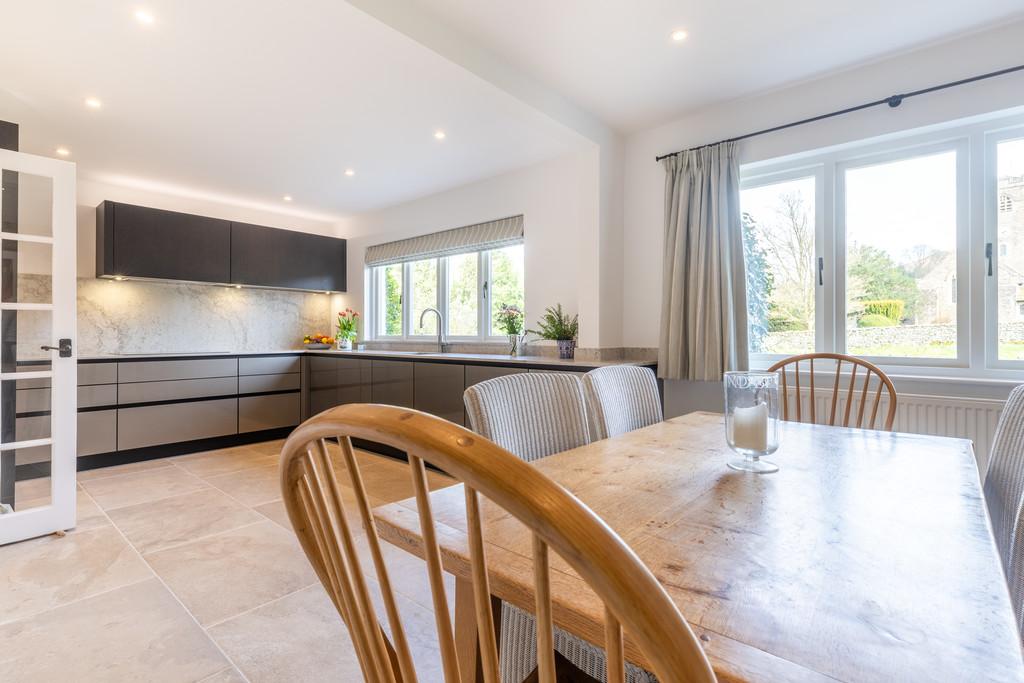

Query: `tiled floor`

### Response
(0, 440, 456, 682)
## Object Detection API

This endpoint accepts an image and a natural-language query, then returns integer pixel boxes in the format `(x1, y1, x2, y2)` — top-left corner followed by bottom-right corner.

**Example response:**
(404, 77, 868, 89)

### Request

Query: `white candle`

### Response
(731, 403, 768, 452)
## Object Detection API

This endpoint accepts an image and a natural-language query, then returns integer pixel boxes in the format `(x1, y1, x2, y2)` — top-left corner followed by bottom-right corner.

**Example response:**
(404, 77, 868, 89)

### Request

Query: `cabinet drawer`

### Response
(117, 358, 238, 383)
(118, 377, 238, 405)
(80, 384, 117, 408)
(309, 355, 339, 372)
(79, 362, 117, 386)
(117, 398, 237, 450)
(16, 388, 50, 414)
(239, 356, 301, 376)
(79, 409, 116, 457)
(239, 393, 300, 433)
(238, 373, 300, 394)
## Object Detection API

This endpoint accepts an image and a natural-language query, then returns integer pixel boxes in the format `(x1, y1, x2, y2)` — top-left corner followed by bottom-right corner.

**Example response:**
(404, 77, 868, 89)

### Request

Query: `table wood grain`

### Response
(372, 411, 1024, 682)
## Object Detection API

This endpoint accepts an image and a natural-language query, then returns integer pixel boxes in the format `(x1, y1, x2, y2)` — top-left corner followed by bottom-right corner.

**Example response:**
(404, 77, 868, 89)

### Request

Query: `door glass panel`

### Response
(2, 171, 53, 238)
(844, 150, 958, 358)
(996, 137, 1024, 360)
(3, 239, 52, 303)
(410, 258, 438, 335)
(448, 253, 478, 336)
(740, 177, 816, 355)
(11, 444, 52, 510)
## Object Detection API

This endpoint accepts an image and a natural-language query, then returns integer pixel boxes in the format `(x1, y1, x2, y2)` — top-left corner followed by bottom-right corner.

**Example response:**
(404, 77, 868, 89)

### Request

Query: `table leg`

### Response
(454, 577, 502, 683)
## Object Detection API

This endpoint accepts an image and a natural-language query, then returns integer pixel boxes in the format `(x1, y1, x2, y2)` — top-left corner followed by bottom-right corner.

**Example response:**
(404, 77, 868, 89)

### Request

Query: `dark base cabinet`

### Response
(371, 361, 414, 408)
(414, 363, 466, 426)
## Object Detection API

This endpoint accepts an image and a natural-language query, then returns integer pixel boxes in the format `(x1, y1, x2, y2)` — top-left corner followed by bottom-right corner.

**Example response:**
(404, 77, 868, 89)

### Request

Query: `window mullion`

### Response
(439, 257, 449, 338)
(480, 250, 490, 340)
(402, 262, 412, 339)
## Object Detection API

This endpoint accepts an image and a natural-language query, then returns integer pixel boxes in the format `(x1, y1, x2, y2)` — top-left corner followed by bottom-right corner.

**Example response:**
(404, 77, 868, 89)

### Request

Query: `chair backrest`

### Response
(984, 384, 1024, 635)
(766, 353, 898, 431)
(463, 372, 590, 462)
(279, 404, 717, 683)
(582, 366, 663, 440)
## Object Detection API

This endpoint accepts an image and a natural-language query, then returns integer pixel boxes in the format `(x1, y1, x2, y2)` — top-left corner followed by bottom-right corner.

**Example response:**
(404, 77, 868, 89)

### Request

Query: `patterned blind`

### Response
(364, 215, 523, 267)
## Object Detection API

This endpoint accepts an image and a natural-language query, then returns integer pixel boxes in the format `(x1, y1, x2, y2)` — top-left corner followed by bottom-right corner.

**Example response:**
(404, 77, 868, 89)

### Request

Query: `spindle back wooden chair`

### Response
(279, 403, 716, 683)
(766, 353, 898, 431)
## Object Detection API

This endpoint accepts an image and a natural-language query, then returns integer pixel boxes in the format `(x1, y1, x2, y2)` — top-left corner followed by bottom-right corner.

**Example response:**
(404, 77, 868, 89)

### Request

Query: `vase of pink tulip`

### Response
(336, 309, 359, 351)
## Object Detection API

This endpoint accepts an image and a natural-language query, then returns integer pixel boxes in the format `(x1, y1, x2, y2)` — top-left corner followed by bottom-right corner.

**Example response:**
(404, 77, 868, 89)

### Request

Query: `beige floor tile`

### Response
(247, 438, 286, 457)
(252, 499, 293, 530)
(208, 584, 364, 682)
(0, 526, 152, 624)
(145, 520, 316, 626)
(354, 534, 456, 615)
(81, 466, 210, 511)
(12, 491, 109, 534)
(0, 578, 228, 682)
(205, 464, 281, 507)
(174, 445, 278, 479)
(198, 667, 249, 682)
(13, 476, 52, 501)
(76, 458, 174, 482)
(108, 488, 264, 554)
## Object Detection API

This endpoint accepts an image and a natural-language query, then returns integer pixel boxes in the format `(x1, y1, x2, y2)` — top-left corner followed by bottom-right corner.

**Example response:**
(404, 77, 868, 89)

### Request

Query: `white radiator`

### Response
(788, 391, 1005, 474)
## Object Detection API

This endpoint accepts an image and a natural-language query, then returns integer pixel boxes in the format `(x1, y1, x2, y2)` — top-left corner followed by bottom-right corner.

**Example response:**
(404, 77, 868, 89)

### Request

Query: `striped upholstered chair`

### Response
(985, 384, 1024, 639)
(464, 372, 657, 683)
(582, 365, 663, 440)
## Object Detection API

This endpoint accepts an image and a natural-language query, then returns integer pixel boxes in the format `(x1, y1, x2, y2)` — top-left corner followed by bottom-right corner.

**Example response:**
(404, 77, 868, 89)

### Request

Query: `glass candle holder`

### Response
(723, 371, 780, 473)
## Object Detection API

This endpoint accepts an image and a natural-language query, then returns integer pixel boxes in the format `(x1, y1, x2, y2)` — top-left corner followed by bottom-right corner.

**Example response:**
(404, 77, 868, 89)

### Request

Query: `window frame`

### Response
(741, 111, 1024, 382)
(365, 244, 523, 344)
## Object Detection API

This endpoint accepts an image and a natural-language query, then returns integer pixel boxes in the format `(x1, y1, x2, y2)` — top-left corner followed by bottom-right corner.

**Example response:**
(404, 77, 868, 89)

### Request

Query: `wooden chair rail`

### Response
(278, 403, 716, 683)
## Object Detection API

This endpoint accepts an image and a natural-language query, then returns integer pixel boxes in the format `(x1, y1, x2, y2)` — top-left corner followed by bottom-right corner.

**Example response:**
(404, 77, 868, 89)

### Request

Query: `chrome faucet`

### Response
(418, 307, 450, 353)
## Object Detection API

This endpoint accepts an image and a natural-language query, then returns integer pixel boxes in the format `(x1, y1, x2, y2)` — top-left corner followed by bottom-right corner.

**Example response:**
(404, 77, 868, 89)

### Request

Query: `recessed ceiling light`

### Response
(55, 146, 70, 157)
(84, 97, 102, 109)
(134, 9, 155, 25)
(671, 29, 688, 42)
(434, 130, 446, 140)
(283, 195, 293, 202)
(344, 169, 355, 177)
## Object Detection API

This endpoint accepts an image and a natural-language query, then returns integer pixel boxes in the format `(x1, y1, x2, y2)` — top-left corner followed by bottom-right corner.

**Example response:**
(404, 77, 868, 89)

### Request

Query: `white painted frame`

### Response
(0, 148, 77, 545)
(985, 125, 1024, 371)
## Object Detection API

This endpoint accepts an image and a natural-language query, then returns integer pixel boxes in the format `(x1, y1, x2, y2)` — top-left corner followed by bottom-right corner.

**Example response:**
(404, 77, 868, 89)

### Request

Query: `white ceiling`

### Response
(410, 0, 1024, 132)
(0, 0, 581, 218)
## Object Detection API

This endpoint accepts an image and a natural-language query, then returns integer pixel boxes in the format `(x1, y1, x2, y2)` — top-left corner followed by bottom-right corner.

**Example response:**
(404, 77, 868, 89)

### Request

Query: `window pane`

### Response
(447, 253, 478, 336)
(741, 177, 816, 355)
(489, 245, 525, 335)
(410, 258, 438, 335)
(997, 137, 1024, 360)
(844, 150, 957, 358)
(378, 264, 403, 336)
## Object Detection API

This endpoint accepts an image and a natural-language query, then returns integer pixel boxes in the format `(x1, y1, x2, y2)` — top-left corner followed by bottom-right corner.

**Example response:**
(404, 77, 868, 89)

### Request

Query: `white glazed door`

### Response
(0, 148, 77, 545)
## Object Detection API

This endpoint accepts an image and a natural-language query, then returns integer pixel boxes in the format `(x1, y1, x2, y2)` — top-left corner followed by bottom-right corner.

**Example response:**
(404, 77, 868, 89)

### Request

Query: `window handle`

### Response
(482, 281, 488, 300)
(986, 242, 993, 277)
(817, 257, 824, 286)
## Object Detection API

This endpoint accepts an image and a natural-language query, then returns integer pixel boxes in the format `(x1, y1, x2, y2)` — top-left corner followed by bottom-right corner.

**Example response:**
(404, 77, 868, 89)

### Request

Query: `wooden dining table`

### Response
(372, 411, 1024, 682)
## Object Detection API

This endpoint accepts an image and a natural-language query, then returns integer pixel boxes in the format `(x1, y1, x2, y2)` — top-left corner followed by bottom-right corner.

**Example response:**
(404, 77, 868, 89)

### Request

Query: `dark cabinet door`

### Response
(230, 222, 346, 292)
(414, 363, 465, 425)
(371, 360, 414, 408)
(105, 202, 231, 283)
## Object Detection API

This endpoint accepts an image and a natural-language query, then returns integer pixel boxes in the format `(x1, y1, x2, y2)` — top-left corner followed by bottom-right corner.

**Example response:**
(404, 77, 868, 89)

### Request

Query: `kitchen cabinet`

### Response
(465, 365, 528, 388)
(414, 363, 465, 425)
(230, 221, 346, 292)
(96, 201, 231, 283)
(118, 397, 237, 450)
(239, 393, 300, 433)
(371, 360, 414, 408)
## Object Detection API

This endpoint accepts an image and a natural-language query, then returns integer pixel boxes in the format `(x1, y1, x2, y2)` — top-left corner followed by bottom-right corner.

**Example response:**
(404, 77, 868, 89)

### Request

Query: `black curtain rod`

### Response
(654, 63, 1024, 162)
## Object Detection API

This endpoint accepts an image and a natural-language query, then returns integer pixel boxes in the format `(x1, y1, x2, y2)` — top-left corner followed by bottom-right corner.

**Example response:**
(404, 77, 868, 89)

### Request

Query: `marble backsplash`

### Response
(17, 275, 332, 358)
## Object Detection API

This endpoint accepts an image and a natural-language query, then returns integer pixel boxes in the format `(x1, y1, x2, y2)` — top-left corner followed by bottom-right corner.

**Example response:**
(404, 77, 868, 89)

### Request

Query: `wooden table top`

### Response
(373, 411, 1024, 682)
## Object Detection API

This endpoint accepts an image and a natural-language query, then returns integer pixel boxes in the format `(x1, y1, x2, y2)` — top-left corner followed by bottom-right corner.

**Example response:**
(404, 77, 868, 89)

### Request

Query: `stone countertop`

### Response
(75, 348, 655, 369)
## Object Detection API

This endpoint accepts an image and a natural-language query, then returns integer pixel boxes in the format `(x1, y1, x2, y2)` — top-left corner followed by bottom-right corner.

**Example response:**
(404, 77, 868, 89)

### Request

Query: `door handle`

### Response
(40, 339, 72, 358)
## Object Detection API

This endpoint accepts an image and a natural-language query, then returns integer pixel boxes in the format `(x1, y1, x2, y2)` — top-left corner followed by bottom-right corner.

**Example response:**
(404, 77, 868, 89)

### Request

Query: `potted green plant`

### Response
(496, 304, 525, 356)
(528, 304, 579, 360)
(336, 309, 359, 350)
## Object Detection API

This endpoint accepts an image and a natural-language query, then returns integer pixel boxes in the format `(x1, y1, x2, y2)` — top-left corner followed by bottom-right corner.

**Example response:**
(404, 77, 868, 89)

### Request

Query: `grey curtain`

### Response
(658, 141, 748, 381)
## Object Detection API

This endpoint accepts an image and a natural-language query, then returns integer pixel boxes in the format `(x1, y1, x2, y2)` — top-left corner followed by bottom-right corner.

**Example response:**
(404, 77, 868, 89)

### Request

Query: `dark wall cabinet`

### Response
(96, 201, 347, 292)
(231, 222, 346, 292)
(97, 201, 231, 283)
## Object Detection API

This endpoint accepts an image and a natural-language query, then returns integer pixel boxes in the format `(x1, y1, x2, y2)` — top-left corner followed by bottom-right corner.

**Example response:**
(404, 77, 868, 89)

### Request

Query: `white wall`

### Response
(624, 20, 1024, 351)
(337, 147, 613, 347)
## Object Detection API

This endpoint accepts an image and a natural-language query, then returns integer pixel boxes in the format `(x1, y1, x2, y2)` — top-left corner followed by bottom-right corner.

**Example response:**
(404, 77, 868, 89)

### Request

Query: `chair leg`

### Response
(455, 578, 502, 683)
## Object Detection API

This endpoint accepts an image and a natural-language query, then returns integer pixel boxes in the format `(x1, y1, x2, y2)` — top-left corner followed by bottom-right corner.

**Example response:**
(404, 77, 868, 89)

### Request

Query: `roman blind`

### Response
(364, 215, 523, 267)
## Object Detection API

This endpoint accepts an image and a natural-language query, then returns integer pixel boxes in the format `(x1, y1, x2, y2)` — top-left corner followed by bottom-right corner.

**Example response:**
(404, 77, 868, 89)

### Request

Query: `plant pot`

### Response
(508, 334, 526, 356)
(337, 338, 353, 351)
(557, 339, 576, 360)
